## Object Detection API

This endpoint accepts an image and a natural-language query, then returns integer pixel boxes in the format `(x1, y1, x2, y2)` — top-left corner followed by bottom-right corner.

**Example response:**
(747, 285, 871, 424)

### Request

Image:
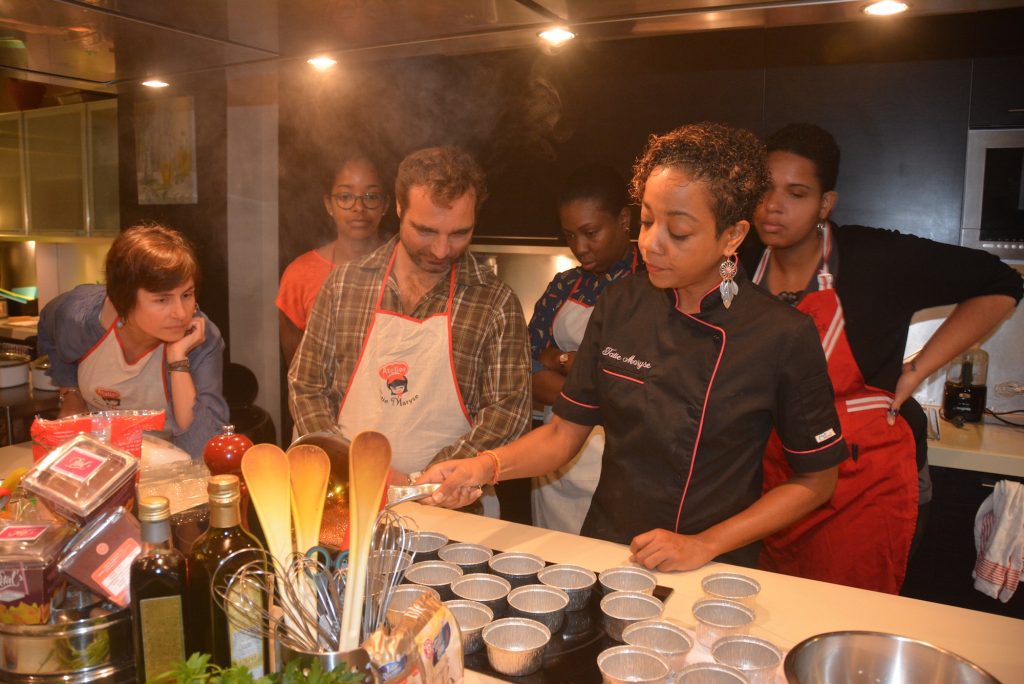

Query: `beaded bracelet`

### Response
(479, 450, 501, 485)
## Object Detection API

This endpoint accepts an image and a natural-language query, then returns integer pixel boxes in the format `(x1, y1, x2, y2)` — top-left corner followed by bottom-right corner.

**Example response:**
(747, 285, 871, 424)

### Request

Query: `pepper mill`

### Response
(203, 425, 255, 529)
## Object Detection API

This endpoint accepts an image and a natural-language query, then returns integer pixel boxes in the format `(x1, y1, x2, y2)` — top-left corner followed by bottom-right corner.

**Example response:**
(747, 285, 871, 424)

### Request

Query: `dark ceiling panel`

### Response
(0, 0, 274, 86)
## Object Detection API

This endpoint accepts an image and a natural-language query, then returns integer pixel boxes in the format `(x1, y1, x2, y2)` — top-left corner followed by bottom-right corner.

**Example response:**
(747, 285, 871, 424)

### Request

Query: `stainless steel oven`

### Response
(961, 128, 1024, 260)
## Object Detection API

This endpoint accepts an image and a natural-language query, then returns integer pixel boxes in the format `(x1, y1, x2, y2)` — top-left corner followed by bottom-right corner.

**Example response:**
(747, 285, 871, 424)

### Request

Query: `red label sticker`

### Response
(0, 525, 48, 542)
(52, 448, 106, 482)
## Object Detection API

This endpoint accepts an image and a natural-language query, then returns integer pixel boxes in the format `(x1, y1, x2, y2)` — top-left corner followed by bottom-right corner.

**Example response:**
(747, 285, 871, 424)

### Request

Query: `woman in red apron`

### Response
(747, 124, 1021, 593)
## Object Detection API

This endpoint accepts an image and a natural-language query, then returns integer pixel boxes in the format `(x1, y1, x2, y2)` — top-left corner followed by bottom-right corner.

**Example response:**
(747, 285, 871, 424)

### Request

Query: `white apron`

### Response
(531, 277, 607, 534)
(77, 321, 170, 412)
(338, 247, 499, 516)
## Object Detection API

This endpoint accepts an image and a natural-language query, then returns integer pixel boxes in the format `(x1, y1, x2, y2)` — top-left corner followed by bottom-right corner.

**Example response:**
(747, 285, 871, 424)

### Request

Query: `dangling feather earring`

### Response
(719, 255, 739, 309)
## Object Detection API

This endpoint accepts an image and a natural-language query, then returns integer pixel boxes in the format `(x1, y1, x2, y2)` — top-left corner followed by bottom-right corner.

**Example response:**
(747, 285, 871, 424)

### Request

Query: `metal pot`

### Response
(0, 352, 30, 389)
(0, 608, 134, 680)
(30, 357, 57, 392)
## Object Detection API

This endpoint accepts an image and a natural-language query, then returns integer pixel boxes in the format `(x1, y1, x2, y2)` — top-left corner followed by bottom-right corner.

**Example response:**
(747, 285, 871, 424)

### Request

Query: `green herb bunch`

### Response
(153, 652, 367, 684)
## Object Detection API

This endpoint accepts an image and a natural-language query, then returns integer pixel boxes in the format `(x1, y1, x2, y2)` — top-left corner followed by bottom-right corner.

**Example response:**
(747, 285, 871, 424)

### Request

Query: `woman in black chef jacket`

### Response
(742, 123, 1022, 592)
(419, 122, 849, 571)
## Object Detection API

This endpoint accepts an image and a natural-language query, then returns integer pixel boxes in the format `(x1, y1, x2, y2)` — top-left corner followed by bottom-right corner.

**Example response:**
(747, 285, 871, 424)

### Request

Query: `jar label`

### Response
(91, 537, 141, 606)
(140, 595, 186, 682)
(227, 583, 264, 676)
(0, 524, 48, 543)
(52, 447, 106, 482)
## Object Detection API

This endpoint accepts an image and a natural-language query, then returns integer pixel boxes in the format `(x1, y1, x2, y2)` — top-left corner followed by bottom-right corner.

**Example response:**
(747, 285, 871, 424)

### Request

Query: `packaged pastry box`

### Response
(0, 519, 75, 625)
(21, 434, 138, 526)
(58, 508, 141, 608)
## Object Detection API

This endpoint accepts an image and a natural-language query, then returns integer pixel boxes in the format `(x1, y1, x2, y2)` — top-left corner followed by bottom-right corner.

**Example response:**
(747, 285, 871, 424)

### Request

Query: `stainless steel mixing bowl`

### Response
(784, 631, 1001, 684)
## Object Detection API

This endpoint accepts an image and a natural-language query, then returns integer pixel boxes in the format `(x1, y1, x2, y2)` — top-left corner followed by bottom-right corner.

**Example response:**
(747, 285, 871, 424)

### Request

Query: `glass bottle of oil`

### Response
(131, 496, 187, 684)
(186, 474, 266, 675)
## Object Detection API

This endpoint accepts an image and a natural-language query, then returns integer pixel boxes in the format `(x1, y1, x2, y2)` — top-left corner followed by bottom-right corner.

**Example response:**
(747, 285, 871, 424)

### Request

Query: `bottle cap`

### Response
(137, 496, 171, 522)
(208, 474, 241, 503)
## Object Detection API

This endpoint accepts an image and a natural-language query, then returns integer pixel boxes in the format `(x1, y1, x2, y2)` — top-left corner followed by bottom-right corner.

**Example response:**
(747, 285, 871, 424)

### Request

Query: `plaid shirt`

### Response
(289, 236, 531, 466)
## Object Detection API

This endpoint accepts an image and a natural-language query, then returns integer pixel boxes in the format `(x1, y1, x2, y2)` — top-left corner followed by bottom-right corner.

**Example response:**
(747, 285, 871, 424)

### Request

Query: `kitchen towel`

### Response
(973, 479, 1024, 602)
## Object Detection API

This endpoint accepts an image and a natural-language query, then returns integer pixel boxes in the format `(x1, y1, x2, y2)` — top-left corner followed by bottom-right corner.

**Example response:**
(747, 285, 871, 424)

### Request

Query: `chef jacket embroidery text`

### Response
(601, 346, 653, 370)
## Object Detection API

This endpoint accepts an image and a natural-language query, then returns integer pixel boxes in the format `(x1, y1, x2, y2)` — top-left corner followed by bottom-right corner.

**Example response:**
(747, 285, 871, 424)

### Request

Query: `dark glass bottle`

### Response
(131, 496, 187, 684)
(186, 474, 267, 675)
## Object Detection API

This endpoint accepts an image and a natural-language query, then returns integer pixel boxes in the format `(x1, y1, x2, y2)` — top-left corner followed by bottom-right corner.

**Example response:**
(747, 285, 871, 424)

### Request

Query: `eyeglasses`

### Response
(331, 191, 386, 210)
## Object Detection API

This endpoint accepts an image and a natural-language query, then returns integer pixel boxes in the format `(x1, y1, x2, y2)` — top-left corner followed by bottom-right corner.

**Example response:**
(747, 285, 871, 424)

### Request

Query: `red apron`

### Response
(754, 228, 918, 594)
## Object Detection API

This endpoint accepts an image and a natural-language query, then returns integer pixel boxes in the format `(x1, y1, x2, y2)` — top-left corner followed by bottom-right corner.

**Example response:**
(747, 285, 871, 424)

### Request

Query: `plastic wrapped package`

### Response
(58, 509, 141, 608)
(21, 435, 138, 526)
(30, 410, 166, 462)
(386, 593, 463, 683)
(0, 519, 75, 625)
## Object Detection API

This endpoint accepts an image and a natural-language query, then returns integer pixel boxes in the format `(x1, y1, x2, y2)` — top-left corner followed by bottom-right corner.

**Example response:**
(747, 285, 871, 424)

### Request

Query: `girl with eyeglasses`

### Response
(276, 151, 389, 366)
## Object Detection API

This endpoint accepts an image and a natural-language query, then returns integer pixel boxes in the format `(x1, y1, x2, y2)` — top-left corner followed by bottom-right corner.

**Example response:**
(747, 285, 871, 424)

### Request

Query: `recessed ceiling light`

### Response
(538, 27, 575, 47)
(141, 79, 169, 88)
(307, 56, 337, 71)
(863, 1, 909, 16)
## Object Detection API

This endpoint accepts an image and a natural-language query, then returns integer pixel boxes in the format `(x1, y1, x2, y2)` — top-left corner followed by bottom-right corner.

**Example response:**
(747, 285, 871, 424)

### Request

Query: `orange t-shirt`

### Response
(275, 249, 336, 330)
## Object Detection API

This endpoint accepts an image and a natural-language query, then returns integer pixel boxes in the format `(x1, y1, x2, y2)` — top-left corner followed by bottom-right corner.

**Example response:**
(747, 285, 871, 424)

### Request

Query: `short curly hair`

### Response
(105, 223, 200, 318)
(765, 123, 840, 193)
(631, 122, 771, 237)
(558, 163, 630, 217)
(395, 146, 488, 212)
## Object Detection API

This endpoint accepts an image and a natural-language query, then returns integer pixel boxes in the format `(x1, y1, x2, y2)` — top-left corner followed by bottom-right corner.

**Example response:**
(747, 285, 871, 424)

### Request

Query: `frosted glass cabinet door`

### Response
(0, 113, 25, 234)
(88, 100, 119, 236)
(24, 104, 86, 236)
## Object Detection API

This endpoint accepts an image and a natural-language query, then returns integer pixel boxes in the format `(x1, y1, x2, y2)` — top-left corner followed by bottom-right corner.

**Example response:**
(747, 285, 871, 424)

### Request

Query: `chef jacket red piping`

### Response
(672, 288, 727, 534)
(782, 433, 844, 454)
(601, 368, 645, 384)
(560, 392, 599, 409)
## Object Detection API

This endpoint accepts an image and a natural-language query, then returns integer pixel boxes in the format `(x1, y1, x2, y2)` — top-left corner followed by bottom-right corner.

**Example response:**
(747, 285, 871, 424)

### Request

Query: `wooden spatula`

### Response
(339, 430, 391, 650)
(287, 444, 331, 555)
(241, 443, 293, 570)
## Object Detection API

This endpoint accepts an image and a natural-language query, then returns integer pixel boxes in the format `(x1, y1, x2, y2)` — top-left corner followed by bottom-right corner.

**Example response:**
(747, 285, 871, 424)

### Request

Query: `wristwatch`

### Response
(558, 352, 570, 368)
(167, 358, 191, 373)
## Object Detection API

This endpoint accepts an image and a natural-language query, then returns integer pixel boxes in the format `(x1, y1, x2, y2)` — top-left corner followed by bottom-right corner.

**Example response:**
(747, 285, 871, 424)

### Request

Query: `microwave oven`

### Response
(961, 128, 1024, 260)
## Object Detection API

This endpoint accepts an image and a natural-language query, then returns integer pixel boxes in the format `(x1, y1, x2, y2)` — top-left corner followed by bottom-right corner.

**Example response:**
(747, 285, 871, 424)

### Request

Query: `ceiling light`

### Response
(307, 56, 337, 71)
(862, 1, 909, 16)
(538, 27, 575, 47)
(141, 79, 169, 88)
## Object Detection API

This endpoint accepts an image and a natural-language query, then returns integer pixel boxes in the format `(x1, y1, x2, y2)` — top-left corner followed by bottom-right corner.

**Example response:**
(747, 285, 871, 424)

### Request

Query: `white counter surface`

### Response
(393, 503, 1024, 684)
(928, 419, 1024, 478)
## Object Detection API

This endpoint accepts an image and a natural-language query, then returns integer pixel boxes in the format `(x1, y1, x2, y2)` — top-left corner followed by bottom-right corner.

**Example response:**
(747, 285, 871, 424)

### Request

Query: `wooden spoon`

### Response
(240, 443, 293, 570)
(340, 430, 392, 650)
(287, 444, 331, 555)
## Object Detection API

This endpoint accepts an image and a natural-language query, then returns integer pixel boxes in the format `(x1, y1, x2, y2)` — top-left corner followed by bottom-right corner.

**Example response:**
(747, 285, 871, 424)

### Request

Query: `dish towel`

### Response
(973, 480, 1024, 602)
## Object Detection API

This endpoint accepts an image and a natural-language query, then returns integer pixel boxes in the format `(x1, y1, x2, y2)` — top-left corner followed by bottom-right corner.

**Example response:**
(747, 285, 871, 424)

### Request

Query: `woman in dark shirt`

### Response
(421, 123, 847, 571)
(529, 164, 642, 534)
(744, 123, 1022, 592)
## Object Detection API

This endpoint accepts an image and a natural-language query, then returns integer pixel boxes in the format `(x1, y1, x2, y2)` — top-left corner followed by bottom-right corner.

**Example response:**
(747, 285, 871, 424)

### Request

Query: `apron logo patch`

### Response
(815, 428, 836, 443)
(96, 387, 121, 408)
(378, 361, 420, 407)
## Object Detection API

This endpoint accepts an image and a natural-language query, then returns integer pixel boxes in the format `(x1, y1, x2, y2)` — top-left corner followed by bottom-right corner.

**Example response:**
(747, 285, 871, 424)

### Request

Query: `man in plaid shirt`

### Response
(289, 146, 531, 515)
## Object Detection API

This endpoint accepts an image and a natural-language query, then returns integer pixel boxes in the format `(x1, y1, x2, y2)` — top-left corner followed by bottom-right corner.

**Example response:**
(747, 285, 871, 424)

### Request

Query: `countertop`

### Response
(394, 503, 1024, 684)
(928, 419, 1024, 478)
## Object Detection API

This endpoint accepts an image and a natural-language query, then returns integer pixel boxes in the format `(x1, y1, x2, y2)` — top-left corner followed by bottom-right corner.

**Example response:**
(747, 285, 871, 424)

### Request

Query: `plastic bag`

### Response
(30, 410, 165, 462)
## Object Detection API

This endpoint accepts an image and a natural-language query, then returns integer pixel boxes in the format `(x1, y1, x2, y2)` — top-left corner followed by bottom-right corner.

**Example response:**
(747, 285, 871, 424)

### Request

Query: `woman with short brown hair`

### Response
(38, 223, 228, 458)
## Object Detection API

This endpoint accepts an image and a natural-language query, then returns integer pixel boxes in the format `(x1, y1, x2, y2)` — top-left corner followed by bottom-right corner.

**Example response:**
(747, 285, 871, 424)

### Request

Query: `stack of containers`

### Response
(0, 434, 141, 683)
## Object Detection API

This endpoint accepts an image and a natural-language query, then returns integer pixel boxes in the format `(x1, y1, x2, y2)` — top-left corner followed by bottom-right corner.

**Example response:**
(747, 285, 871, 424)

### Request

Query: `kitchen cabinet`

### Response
(86, 100, 120, 236)
(0, 112, 25, 234)
(6, 101, 118, 238)
(23, 103, 87, 236)
(969, 56, 1024, 129)
(903, 465, 1024, 620)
